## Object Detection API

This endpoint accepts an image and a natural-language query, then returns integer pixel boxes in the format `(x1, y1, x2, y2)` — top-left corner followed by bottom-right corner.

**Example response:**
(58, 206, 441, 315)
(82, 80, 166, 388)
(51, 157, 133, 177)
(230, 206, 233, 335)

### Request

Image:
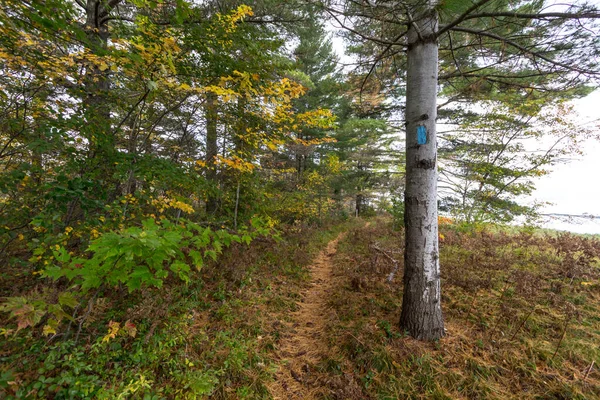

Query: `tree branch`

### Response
(324, 7, 398, 46)
(449, 26, 599, 76)
(436, 0, 495, 38)
(451, 10, 600, 24)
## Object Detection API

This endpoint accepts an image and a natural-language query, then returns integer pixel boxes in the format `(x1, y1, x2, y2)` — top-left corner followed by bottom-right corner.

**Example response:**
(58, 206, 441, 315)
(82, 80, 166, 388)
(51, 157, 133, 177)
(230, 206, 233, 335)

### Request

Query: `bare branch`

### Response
(361, 30, 407, 96)
(324, 7, 399, 46)
(99, 15, 134, 25)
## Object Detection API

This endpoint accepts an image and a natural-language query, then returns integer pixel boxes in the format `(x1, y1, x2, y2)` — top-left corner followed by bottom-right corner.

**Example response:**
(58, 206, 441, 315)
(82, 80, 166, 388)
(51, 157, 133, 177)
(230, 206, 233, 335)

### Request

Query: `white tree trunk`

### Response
(399, 3, 445, 341)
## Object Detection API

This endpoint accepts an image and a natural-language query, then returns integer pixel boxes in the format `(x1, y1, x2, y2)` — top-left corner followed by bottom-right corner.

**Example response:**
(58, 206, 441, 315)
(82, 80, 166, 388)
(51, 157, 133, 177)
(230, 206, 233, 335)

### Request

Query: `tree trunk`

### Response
(81, 1, 118, 204)
(234, 97, 247, 154)
(233, 97, 246, 227)
(399, 3, 445, 341)
(205, 91, 219, 214)
(83, 0, 112, 142)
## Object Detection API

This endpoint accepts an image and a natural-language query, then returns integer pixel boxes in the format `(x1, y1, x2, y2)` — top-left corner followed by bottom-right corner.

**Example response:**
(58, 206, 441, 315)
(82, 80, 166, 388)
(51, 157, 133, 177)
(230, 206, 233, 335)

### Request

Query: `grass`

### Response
(312, 217, 600, 399)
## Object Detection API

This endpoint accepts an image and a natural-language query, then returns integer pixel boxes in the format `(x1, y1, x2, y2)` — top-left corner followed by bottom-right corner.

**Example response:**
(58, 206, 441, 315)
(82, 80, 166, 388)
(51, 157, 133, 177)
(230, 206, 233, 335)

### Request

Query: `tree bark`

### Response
(234, 97, 247, 154)
(83, 0, 112, 133)
(355, 193, 362, 217)
(205, 91, 219, 214)
(399, 3, 445, 341)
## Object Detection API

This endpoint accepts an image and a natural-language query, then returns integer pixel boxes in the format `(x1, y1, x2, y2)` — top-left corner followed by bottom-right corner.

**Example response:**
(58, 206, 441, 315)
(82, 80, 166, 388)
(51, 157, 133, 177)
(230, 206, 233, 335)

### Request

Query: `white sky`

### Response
(533, 90, 600, 234)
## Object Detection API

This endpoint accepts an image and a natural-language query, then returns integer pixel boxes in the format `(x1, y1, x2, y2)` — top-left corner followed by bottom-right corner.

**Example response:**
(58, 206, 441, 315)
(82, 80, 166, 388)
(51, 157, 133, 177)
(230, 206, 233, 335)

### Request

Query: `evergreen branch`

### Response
(436, 0, 495, 38)
(449, 26, 600, 76)
(452, 10, 600, 24)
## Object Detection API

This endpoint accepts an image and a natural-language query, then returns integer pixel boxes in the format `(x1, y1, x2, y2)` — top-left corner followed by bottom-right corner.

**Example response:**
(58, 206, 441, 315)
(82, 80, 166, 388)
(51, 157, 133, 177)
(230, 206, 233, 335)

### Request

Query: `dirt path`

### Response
(267, 232, 346, 400)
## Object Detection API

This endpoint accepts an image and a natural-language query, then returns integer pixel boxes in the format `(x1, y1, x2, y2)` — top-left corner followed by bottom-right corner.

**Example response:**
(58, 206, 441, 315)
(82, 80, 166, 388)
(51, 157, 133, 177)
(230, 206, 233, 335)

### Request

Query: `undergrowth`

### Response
(0, 219, 357, 399)
(3, 216, 599, 399)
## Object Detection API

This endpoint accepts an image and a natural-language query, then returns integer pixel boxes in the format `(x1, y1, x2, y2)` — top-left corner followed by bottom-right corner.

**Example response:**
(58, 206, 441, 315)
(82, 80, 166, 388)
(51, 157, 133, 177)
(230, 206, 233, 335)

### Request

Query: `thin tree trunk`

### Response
(356, 193, 362, 217)
(84, 0, 112, 141)
(234, 97, 247, 154)
(205, 91, 218, 214)
(399, 2, 445, 341)
(233, 97, 245, 228)
(234, 180, 240, 230)
(81, 1, 118, 205)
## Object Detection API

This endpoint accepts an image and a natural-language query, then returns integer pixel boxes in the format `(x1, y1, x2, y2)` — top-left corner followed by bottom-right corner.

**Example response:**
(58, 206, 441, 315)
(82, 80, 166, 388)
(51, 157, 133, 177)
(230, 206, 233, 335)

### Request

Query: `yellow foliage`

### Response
(102, 321, 121, 343)
(216, 155, 255, 173)
(42, 324, 56, 336)
(151, 196, 194, 214)
(438, 216, 454, 225)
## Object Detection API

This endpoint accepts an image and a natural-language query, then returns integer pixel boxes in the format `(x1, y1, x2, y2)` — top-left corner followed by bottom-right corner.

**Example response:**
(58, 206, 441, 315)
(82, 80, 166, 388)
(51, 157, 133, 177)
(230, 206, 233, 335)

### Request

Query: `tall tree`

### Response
(332, 117, 399, 216)
(400, 1, 444, 340)
(323, 0, 600, 340)
(288, 14, 347, 177)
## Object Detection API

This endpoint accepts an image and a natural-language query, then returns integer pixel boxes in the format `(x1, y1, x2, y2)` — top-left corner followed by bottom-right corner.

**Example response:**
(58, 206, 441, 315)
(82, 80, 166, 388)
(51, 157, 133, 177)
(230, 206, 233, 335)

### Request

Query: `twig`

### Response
(75, 286, 102, 344)
(111, 89, 150, 137)
(509, 305, 536, 341)
(551, 317, 570, 361)
(583, 360, 595, 382)
(349, 332, 365, 347)
(371, 244, 400, 283)
(64, 304, 81, 340)
(487, 279, 511, 340)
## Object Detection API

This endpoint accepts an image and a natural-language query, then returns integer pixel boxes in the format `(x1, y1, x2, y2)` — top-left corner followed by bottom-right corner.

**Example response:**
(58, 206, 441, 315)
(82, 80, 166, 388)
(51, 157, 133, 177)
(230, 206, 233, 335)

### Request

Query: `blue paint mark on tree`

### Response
(417, 125, 427, 145)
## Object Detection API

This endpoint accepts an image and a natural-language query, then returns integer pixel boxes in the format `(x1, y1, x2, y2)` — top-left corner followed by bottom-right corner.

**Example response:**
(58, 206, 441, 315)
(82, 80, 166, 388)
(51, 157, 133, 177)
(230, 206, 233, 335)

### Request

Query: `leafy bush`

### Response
(43, 217, 270, 293)
(1, 217, 273, 338)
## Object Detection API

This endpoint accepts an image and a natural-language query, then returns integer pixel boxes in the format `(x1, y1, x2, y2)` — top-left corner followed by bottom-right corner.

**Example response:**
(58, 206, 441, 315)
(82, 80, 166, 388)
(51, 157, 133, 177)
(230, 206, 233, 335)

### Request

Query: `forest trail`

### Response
(267, 231, 347, 399)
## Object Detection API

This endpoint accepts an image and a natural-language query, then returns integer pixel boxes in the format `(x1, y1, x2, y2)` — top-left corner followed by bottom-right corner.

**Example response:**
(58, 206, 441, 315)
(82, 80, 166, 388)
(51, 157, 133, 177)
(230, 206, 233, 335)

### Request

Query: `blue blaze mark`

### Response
(417, 125, 427, 145)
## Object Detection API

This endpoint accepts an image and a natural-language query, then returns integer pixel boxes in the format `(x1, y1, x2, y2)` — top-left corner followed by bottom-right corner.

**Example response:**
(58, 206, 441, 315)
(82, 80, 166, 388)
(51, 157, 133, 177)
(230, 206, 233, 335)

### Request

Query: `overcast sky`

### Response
(533, 90, 600, 234)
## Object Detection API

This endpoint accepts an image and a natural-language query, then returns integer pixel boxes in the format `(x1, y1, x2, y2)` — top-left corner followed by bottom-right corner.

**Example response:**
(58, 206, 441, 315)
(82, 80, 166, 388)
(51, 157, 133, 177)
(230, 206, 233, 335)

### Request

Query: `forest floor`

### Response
(267, 231, 346, 399)
(2, 217, 600, 399)
(296, 218, 600, 399)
